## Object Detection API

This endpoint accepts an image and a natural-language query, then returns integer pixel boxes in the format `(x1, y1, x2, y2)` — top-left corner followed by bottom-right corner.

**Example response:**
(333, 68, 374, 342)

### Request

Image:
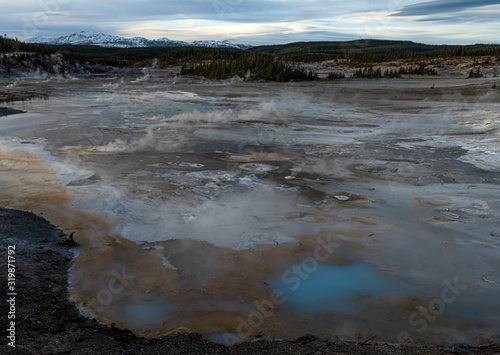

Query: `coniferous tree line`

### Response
(468, 67, 483, 78)
(0, 36, 116, 65)
(180, 51, 318, 81)
(352, 67, 384, 79)
(258, 42, 500, 64)
(0, 36, 55, 55)
(398, 63, 438, 75)
(327, 71, 345, 80)
(383, 69, 401, 78)
(352, 64, 437, 79)
(341, 47, 500, 65)
(158, 47, 240, 64)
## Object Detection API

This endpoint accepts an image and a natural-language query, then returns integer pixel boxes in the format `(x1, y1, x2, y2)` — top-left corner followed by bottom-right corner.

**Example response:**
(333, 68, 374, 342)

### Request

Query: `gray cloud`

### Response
(392, 0, 500, 16)
(231, 30, 357, 45)
(416, 12, 500, 22)
(1, 0, 499, 45)
(5, 0, 367, 26)
(23, 0, 293, 22)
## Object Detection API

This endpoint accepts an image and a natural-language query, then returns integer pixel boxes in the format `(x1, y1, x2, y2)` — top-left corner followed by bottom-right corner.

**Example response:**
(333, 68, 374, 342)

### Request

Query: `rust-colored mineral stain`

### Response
(350, 194, 371, 203)
(315, 206, 333, 213)
(41, 207, 117, 249)
(215, 152, 292, 162)
(222, 93, 259, 98)
(350, 216, 376, 226)
(414, 196, 451, 208)
(431, 215, 464, 223)
(477, 243, 496, 249)
(0, 148, 73, 209)
(63, 145, 113, 155)
(302, 215, 330, 223)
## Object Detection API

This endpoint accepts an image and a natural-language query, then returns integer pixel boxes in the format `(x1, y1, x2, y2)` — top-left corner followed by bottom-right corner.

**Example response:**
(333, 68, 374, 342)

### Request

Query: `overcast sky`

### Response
(1, 0, 500, 45)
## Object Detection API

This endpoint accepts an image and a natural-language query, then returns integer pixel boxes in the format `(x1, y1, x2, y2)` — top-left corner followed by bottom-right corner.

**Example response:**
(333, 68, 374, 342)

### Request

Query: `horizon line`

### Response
(15, 30, 500, 49)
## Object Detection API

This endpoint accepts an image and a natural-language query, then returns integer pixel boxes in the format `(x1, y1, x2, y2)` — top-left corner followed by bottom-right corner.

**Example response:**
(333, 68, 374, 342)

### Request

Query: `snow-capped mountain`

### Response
(26, 31, 252, 50)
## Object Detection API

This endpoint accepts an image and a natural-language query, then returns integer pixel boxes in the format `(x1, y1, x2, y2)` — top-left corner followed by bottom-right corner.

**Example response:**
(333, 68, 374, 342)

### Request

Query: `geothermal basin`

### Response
(1, 72, 499, 345)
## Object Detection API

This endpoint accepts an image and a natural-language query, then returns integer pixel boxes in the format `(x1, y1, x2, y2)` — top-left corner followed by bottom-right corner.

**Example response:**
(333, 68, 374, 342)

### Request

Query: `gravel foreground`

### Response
(0, 207, 499, 354)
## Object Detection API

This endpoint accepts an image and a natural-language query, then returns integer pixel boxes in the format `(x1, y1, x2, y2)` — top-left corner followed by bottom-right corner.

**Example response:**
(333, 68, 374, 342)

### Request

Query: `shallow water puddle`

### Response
(122, 301, 171, 329)
(271, 258, 396, 314)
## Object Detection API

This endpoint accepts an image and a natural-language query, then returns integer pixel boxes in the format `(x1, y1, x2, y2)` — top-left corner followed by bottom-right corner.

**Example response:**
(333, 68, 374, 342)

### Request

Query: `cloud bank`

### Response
(2, 0, 500, 45)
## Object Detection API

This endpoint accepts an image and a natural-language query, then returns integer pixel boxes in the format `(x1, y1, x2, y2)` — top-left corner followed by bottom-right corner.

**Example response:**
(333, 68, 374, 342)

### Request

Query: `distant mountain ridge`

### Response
(26, 31, 252, 50)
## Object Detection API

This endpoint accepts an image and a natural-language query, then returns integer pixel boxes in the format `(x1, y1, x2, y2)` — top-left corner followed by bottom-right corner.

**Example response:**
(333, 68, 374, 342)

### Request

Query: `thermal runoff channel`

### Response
(0, 74, 499, 344)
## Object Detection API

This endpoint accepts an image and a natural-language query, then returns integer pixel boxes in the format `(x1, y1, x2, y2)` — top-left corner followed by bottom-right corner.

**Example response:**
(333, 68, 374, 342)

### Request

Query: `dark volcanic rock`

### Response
(0, 107, 26, 116)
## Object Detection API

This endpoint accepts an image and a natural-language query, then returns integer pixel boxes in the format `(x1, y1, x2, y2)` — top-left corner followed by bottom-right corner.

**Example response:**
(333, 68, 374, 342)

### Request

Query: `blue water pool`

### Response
(271, 258, 396, 314)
